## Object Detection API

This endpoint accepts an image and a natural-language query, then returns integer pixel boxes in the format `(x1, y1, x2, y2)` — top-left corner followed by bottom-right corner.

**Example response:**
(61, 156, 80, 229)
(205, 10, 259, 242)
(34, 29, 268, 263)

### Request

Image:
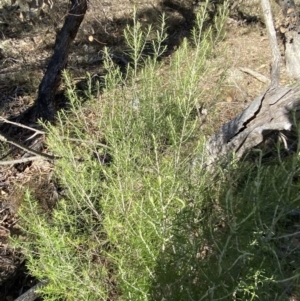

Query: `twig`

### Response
(0, 116, 45, 135)
(64, 137, 110, 148)
(14, 281, 47, 301)
(261, 0, 281, 87)
(239, 67, 271, 84)
(0, 134, 55, 160)
(0, 156, 47, 166)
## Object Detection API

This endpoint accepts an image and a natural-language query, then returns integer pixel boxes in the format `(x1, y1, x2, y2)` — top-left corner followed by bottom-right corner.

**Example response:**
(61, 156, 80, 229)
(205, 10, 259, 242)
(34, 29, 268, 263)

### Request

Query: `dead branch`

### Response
(0, 133, 55, 160)
(274, 0, 300, 79)
(0, 156, 47, 166)
(239, 67, 270, 84)
(203, 0, 300, 167)
(261, 0, 281, 87)
(0, 117, 45, 140)
(205, 85, 300, 166)
(14, 281, 47, 301)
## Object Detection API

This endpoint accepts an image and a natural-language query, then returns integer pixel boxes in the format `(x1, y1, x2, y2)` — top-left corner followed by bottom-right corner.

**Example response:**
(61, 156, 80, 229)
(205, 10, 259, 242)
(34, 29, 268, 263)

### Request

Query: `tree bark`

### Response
(262, 0, 281, 87)
(274, 0, 300, 79)
(203, 0, 300, 168)
(34, 0, 87, 121)
(274, 0, 296, 15)
(205, 85, 300, 167)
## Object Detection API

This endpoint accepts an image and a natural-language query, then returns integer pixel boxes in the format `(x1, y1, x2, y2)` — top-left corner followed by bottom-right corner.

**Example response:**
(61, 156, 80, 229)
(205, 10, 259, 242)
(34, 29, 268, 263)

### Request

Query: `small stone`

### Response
(226, 96, 233, 103)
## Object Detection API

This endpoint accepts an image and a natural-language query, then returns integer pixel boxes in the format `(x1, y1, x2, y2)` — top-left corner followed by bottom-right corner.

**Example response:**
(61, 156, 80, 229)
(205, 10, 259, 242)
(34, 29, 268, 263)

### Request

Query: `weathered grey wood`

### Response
(203, 0, 300, 167)
(274, 0, 300, 79)
(285, 30, 300, 79)
(274, 0, 296, 15)
(239, 67, 271, 84)
(262, 0, 281, 86)
(205, 85, 300, 166)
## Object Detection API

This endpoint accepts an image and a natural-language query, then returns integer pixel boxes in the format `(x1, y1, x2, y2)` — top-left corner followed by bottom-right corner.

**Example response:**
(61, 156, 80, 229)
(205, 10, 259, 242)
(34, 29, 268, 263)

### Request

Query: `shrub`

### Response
(17, 1, 300, 300)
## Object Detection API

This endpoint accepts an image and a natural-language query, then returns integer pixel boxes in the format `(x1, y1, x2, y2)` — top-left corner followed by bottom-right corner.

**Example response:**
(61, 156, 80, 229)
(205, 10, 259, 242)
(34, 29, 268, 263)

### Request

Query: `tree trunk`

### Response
(275, 0, 300, 79)
(34, 0, 87, 121)
(203, 0, 300, 168)
(205, 85, 300, 167)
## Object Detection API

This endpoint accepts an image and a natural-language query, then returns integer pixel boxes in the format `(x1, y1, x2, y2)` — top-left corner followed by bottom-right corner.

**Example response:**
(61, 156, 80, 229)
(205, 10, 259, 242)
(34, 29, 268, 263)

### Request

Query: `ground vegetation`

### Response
(0, 1, 300, 300)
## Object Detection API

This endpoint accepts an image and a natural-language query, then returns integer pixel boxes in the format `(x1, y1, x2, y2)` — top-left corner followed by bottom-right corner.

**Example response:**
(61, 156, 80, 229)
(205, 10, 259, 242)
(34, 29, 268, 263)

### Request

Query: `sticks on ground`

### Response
(14, 281, 47, 301)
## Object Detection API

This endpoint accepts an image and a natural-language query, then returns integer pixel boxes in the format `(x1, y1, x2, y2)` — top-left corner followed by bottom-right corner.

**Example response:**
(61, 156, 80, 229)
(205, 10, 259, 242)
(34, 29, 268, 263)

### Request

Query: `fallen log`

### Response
(204, 0, 300, 167)
(206, 84, 300, 166)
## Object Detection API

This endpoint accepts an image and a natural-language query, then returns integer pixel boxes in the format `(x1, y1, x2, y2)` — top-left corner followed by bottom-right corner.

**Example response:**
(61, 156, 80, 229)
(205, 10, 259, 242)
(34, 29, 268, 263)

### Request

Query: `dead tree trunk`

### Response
(34, 0, 87, 121)
(275, 0, 300, 79)
(205, 85, 300, 166)
(204, 0, 300, 168)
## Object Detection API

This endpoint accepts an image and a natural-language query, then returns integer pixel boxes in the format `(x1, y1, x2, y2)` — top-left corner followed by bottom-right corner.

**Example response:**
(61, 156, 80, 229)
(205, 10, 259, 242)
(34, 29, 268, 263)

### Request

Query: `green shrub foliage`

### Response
(13, 2, 300, 300)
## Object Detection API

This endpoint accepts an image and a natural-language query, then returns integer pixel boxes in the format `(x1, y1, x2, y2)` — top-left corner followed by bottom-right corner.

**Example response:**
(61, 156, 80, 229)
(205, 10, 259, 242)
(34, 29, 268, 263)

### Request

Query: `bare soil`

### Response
(0, 0, 298, 300)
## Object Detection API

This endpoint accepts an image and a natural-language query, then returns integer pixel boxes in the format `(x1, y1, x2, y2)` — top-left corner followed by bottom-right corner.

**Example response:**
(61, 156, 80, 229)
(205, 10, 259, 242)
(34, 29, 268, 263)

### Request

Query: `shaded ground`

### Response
(0, 0, 298, 299)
